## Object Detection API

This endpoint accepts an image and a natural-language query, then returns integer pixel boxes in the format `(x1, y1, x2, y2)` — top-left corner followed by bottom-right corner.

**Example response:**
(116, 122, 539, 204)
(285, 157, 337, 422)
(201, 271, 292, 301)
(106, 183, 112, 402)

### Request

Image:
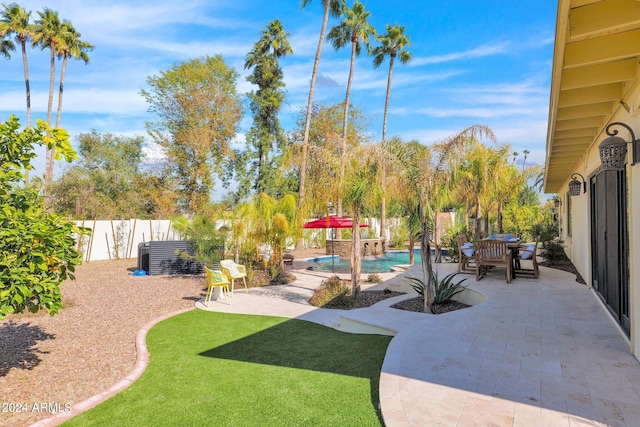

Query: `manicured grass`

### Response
(64, 310, 391, 426)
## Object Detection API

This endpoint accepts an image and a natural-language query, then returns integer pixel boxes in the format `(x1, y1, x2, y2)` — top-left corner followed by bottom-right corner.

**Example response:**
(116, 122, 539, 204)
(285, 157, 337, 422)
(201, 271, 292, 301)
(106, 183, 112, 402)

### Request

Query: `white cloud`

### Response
(411, 42, 511, 66)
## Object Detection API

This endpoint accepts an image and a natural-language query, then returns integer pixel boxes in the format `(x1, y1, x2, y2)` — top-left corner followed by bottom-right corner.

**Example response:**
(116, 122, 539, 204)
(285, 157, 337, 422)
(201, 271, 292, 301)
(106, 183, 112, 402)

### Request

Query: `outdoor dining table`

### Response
(481, 237, 522, 280)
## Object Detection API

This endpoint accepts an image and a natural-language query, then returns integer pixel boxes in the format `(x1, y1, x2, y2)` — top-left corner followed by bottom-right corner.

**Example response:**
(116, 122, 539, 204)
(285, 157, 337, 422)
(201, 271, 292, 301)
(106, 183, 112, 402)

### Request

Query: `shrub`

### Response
(540, 240, 566, 265)
(309, 275, 353, 308)
(407, 271, 468, 311)
(441, 220, 472, 263)
(366, 273, 383, 283)
(268, 265, 295, 285)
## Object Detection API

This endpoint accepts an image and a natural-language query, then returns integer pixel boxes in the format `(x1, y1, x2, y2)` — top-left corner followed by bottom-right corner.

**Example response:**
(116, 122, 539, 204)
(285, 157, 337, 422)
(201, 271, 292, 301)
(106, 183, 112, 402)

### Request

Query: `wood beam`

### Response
(560, 58, 637, 90)
(554, 127, 600, 139)
(558, 82, 622, 106)
(570, 0, 640, 40)
(564, 29, 640, 68)
(556, 102, 613, 120)
(552, 136, 593, 146)
(555, 116, 604, 130)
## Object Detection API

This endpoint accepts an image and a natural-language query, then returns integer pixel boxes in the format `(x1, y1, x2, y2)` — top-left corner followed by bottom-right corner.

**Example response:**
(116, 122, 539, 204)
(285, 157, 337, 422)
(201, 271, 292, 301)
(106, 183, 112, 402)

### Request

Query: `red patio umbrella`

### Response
(303, 216, 369, 272)
(302, 215, 369, 229)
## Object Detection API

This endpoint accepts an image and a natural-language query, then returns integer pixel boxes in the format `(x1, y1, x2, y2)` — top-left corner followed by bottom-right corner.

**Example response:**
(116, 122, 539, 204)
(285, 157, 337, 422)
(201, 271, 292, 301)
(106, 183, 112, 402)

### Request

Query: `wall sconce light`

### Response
(553, 197, 561, 208)
(568, 173, 586, 196)
(598, 122, 639, 170)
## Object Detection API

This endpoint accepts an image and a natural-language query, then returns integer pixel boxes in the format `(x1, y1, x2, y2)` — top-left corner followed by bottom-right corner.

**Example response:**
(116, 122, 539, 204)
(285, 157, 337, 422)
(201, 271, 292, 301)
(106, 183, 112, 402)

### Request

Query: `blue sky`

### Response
(0, 0, 557, 196)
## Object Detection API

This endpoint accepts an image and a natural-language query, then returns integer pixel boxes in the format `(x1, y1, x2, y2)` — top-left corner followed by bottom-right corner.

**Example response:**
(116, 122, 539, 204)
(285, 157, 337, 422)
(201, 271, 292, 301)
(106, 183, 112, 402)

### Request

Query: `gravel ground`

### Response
(0, 259, 205, 427)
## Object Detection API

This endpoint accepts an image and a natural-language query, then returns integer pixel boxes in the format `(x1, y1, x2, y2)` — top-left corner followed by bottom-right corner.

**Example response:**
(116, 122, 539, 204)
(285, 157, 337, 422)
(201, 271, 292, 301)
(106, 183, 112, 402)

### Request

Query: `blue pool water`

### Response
(307, 250, 423, 274)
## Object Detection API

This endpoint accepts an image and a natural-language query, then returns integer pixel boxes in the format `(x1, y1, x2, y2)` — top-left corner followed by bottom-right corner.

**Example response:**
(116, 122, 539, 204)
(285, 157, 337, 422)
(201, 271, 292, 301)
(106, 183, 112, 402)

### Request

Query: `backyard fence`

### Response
(73, 215, 446, 262)
(75, 219, 181, 262)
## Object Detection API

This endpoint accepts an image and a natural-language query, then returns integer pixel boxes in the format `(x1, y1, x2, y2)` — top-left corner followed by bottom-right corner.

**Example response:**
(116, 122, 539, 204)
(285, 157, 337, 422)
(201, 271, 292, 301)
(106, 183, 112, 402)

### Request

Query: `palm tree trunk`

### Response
(44, 47, 56, 207)
(434, 211, 441, 263)
(380, 193, 387, 239)
(498, 201, 503, 233)
(408, 234, 415, 265)
(55, 55, 68, 128)
(381, 54, 395, 143)
(296, 0, 331, 250)
(420, 210, 434, 313)
(336, 38, 357, 240)
(20, 40, 31, 186)
(351, 206, 361, 298)
(475, 202, 482, 242)
(379, 55, 395, 244)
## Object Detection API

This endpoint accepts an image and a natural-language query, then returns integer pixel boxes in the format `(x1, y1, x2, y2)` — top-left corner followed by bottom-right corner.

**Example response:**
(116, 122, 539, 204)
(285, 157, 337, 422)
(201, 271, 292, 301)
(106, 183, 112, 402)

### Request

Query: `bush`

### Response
(309, 275, 353, 308)
(540, 240, 566, 265)
(366, 273, 383, 283)
(407, 271, 468, 311)
(268, 265, 295, 285)
(441, 220, 472, 263)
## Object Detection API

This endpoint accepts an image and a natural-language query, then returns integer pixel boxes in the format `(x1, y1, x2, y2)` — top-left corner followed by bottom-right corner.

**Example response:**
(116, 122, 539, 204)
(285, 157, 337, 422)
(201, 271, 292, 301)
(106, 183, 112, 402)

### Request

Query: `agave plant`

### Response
(407, 271, 468, 305)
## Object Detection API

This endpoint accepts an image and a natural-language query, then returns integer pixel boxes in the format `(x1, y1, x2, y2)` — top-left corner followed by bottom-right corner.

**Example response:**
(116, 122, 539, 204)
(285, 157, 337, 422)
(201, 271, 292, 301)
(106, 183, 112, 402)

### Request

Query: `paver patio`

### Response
(199, 261, 640, 426)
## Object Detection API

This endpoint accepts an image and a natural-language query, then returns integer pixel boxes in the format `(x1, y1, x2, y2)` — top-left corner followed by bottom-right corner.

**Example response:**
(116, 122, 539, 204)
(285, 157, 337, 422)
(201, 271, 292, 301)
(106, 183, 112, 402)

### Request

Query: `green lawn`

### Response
(64, 310, 391, 426)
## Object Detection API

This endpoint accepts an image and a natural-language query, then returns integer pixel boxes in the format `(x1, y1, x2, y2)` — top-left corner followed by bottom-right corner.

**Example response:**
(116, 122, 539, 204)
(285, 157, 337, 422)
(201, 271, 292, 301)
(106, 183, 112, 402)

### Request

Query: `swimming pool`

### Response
(307, 250, 423, 274)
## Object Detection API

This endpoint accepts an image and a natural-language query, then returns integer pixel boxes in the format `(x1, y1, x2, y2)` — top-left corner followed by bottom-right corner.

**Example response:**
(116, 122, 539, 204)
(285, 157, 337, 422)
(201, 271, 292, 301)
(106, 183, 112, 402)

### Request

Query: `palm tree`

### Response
(400, 125, 495, 313)
(246, 19, 292, 67)
(455, 142, 506, 241)
(0, 4, 32, 126)
(244, 20, 292, 196)
(343, 145, 382, 297)
(371, 23, 411, 242)
(327, 0, 375, 227)
(54, 21, 93, 129)
(32, 7, 63, 198)
(0, 35, 13, 58)
(1, 4, 33, 184)
(296, 0, 345, 249)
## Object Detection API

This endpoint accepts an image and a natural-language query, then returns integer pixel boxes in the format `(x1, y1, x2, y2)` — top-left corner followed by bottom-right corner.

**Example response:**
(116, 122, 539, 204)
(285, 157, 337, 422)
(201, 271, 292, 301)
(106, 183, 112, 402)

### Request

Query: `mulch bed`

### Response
(539, 258, 586, 284)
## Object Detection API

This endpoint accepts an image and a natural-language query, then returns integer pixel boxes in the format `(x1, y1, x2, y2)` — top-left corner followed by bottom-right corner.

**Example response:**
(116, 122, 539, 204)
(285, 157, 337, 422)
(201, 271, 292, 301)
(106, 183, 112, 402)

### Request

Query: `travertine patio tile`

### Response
(193, 263, 640, 427)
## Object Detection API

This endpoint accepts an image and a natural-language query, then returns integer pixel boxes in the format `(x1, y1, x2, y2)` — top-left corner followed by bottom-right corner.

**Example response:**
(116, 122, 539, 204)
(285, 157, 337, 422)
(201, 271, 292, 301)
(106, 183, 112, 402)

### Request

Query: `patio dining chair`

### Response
(204, 266, 231, 306)
(456, 235, 476, 274)
(220, 259, 248, 295)
(514, 237, 540, 279)
(475, 239, 513, 283)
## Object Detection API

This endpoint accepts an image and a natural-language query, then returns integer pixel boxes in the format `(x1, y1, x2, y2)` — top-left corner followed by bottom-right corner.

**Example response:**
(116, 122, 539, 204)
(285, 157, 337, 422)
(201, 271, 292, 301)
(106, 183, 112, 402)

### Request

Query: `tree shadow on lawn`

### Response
(0, 321, 55, 377)
(198, 316, 391, 420)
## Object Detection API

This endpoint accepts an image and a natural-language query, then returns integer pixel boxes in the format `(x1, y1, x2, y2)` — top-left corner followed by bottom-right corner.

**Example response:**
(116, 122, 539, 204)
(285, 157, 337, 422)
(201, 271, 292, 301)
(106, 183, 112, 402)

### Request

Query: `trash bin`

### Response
(138, 242, 150, 273)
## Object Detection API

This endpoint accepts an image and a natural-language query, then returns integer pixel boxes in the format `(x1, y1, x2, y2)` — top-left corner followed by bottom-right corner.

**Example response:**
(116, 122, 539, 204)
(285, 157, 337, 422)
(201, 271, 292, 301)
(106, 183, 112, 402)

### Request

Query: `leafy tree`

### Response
(51, 131, 170, 219)
(296, 0, 346, 249)
(0, 115, 83, 320)
(371, 23, 411, 241)
(327, 0, 376, 222)
(240, 20, 292, 198)
(141, 56, 243, 214)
